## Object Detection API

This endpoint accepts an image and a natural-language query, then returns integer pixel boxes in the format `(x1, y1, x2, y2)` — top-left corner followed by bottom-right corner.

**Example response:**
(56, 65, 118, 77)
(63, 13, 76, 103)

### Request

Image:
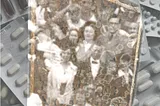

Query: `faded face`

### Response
(108, 18, 120, 33)
(48, 0, 58, 15)
(108, 22, 119, 33)
(69, 30, 79, 44)
(101, 9, 110, 25)
(76, 93, 85, 105)
(61, 49, 71, 62)
(91, 45, 102, 59)
(128, 23, 138, 34)
(84, 26, 95, 41)
(69, 6, 81, 21)
(80, 0, 92, 10)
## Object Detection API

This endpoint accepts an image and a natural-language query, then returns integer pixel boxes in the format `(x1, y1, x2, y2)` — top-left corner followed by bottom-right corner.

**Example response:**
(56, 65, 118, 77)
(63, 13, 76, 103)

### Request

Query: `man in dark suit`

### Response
(85, 44, 116, 106)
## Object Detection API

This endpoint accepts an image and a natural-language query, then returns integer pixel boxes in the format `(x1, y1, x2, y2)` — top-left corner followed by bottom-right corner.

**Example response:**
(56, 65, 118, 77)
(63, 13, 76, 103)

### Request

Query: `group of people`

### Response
(34, 0, 140, 106)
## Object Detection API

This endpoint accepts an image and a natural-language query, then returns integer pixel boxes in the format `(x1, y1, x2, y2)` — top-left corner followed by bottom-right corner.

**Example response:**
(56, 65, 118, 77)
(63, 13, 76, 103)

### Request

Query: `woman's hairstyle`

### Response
(80, 21, 100, 41)
(68, 28, 82, 43)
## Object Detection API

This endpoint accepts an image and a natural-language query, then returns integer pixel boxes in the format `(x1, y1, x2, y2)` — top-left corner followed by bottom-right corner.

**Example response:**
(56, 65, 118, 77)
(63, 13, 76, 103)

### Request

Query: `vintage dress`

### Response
(47, 62, 77, 105)
(76, 41, 95, 63)
(74, 41, 96, 89)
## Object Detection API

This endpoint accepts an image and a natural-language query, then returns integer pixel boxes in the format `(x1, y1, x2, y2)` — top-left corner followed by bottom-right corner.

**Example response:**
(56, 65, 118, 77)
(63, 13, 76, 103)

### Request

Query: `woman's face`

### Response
(69, 30, 78, 43)
(61, 49, 71, 62)
(84, 26, 95, 41)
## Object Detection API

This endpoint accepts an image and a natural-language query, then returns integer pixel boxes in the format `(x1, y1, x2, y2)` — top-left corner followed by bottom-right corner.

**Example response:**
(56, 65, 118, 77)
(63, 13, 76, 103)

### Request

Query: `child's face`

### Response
(61, 49, 71, 62)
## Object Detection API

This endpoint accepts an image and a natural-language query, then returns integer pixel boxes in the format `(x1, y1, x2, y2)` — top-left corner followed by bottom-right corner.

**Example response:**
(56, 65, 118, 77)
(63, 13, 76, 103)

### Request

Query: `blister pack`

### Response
(0, 0, 28, 26)
(139, 0, 160, 11)
(0, 17, 29, 106)
(1, 78, 23, 106)
(133, 2, 160, 106)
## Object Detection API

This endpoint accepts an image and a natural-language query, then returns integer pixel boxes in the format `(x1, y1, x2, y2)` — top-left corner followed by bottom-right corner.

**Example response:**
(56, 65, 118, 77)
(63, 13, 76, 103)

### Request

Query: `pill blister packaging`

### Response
(0, 0, 28, 26)
(1, 78, 23, 106)
(0, 17, 29, 106)
(132, 4, 160, 106)
(139, 0, 160, 11)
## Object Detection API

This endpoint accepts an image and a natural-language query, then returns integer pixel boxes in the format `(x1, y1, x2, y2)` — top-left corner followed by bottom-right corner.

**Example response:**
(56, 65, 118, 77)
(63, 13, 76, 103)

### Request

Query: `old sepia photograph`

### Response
(29, 0, 141, 106)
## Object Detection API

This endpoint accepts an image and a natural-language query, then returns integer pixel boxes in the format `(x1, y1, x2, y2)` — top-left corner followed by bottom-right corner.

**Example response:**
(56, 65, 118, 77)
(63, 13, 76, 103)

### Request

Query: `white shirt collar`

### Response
(90, 57, 100, 80)
(83, 40, 93, 52)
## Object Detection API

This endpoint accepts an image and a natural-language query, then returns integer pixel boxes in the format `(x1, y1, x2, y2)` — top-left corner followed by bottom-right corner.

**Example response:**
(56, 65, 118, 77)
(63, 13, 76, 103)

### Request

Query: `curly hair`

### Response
(68, 28, 82, 43)
(80, 21, 100, 41)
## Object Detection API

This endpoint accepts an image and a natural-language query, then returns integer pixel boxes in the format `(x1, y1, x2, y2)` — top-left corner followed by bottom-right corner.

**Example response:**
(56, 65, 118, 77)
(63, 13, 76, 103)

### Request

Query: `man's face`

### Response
(108, 18, 120, 33)
(69, 6, 81, 21)
(61, 49, 71, 62)
(108, 22, 119, 33)
(128, 23, 138, 34)
(91, 45, 102, 59)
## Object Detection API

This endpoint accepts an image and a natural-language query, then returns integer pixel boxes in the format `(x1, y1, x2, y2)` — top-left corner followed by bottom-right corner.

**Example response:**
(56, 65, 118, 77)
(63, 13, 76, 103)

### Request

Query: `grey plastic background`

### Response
(1, 0, 160, 106)
(132, 0, 160, 106)
(0, 0, 28, 26)
(1, 79, 23, 106)
(0, 17, 29, 106)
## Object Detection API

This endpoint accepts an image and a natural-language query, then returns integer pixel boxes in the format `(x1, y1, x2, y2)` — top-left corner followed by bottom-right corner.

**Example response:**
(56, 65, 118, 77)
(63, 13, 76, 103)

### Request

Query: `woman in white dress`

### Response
(47, 48, 77, 105)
